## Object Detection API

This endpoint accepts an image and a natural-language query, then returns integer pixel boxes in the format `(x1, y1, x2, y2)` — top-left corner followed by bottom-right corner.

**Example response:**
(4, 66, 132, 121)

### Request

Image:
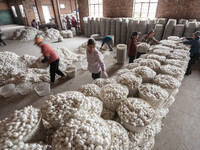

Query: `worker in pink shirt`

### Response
(34, 37, 65, 83)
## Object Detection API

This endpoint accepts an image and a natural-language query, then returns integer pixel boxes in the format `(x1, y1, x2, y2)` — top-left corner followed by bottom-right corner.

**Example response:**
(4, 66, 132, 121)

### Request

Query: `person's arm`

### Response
(183, 40, 193, 45)
(101, 38, 105, 48)
(96, 51, 106, 72)
(141, 35, 146, 42)
(186, 37, 193, 41)
(152, 36, 160, 44)
(41, 56, 50, 63)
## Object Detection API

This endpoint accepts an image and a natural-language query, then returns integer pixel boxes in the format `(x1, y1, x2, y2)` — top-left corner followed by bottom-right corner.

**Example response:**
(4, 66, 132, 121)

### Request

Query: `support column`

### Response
(34, 0, 46, 24)
(51, 0, 62, 30)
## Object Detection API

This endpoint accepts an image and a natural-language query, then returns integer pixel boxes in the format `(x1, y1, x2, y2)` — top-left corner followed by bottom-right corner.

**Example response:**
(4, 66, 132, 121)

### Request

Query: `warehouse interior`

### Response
(0, 0, 200, 149)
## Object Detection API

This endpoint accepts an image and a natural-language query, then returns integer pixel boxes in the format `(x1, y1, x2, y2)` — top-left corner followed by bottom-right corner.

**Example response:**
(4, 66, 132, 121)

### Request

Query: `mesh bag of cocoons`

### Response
(0, 106, 42, 149)
(128, 131, 144, 148)
(100, 84, 129, 111)
(52, 113, 111, 150)
(117, 98, 155, 133)
(101, 108, 116, 120)
(160, 40, 177, 48)
(146, 54, 166, 64)
(117, 72, 142, 97)
(132, 66, 156, 83)
(117, 68, 132, 76)
(153, 74, 181, 90)
(169, 51, 190, 61)
(125, 63, 140, 69)
(139, 137, 155, 150)
(92, 78, 117, 88)
(174, 43, 190, 51)
(151, 44, 174, 52)
(153, 49, 171, 57)
(137, 43, 150, 53)
(41, 91, 86, 128)
(138, 83, 169, 109)
(173, 49, 190, 56)
(134, 58, 161, 72)
(162, 96, 175, 109)
(160, 64, 185, 81)
(154, 107, 169, 122)
(60, 30, 73, 38)
(78, 83, 101, 98)
(165, 59, 188, 70)
(106, 120, 129, 150)
(81, 96, 103, 116)
(167, 36, 180, 41)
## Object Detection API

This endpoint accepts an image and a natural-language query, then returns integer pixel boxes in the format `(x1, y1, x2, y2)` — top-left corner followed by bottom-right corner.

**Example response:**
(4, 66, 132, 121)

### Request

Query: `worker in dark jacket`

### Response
(100, 36, 113, 51)
(31, 19, 38, 29)
(127, 32, 140, 63)
(183, 31, 200, 75)
(34, 37, 65, 83)
(0, 29, 6, 46)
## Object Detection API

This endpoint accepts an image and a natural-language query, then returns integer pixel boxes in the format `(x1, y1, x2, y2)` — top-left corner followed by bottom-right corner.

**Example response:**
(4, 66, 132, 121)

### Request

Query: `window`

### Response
(33, 6, 40, 22)
(19, 5, 25, 17)
(60, 4, 65, 9)
(42, 6, 51, 23)
(89, 0, 103, 17)
(133, 0, 158, 18)
(11, 6, 18, 17)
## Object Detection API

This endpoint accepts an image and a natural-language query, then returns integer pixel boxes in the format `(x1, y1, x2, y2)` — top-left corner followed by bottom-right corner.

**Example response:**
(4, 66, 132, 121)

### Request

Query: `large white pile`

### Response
(160, 64, 184, 80)
(165, 59, 188, 69)
(134, 59, 161, 72)
(60, 30, 73, 38)
(100, 84, 129, 111)
(78, 83, 101, 97)
(52, 113, 111, 150)
(41, 91, 85, 128)
(117, 98, 155, 129)
(153, 74, 181, 89)
(137, 43, 150, 53)
(169, 51, 190, 61)
(138, 83, 169, 108)
(117, 72, 142, 96)
(153, 49, 171, 57)
(92, 78, 117, 88)
(81, 97, 103, 116)
(132, 66, 156, 83)
(125, 63, 140, 69)
(106, 120, 129, 150)
(167, 36, 180, 41)
(146, 54, 166, 64)
(43, 28, 61, 40)
(160, 40, 177, 48)
(0, 106, 41, 149)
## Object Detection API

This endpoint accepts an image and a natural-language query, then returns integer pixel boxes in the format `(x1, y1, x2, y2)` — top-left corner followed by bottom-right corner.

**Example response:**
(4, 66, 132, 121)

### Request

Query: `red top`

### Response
(127, 38, 137, 56)
(72, 18, 77, 27)
(41, 43, 59, 63)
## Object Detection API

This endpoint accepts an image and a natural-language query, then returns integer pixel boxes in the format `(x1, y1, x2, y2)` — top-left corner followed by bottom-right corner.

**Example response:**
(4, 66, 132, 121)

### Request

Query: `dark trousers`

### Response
(50, 59, 64, 83)
(0, 39, 6, 46)
(129, 55, 135, 63)
(106, 40, 113, 51)
(136, 52, 145, 59)
(92, 71, 101, 80)
(185, 55, 199, 75)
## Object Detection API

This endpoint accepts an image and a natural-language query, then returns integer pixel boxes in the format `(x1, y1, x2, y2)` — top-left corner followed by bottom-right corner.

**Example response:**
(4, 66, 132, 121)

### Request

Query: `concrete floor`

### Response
(0, 34, 200, 150)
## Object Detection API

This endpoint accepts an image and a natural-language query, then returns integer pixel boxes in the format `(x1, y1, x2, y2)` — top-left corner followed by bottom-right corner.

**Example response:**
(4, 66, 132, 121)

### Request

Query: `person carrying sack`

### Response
(34, 37, 65, 84)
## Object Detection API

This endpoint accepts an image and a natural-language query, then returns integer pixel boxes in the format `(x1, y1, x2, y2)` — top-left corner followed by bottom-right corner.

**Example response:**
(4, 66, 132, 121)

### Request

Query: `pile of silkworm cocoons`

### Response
(0, 39, 191, 150)
(41, 91, 85, 128)
(78, 83, 101, 97)
(117, 98, 155, 127)
(138, 83, 169, 108)
(132, 66, 156, 83)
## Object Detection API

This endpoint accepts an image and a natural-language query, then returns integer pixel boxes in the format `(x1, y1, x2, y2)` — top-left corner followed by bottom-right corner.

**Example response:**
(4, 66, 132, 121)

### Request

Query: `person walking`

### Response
(182, 31, 200, 75)
(141, 29, 160, 45)
(87, 38, 106, 80)
(100, 36, 113, 51)
(31, 19, 38, 29)
(0, 29, 6, 46)
(127, 32, 140, 63)
(34, 37, 65, 83)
